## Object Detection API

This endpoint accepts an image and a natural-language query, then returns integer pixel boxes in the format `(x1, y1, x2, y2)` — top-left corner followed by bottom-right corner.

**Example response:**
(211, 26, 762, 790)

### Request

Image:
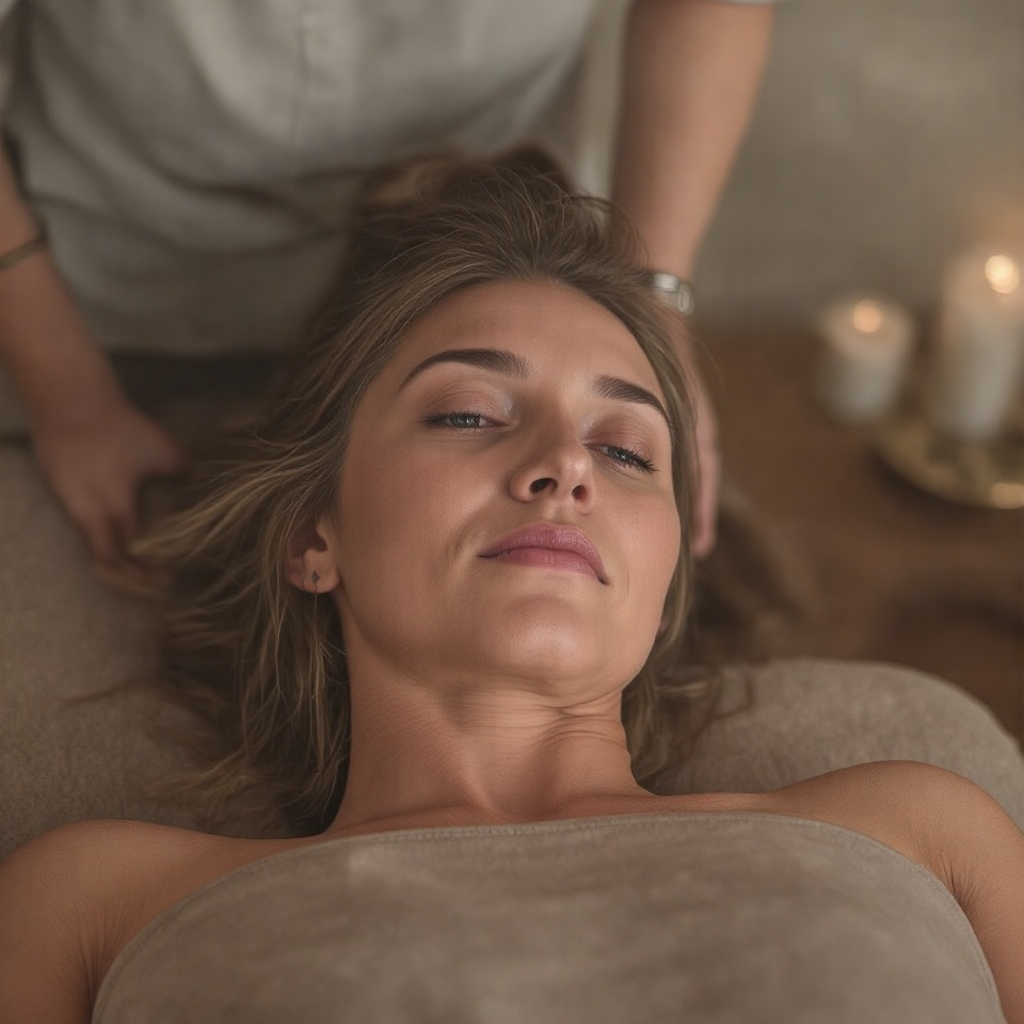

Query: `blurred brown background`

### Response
(563, 0, 1024, 739)
(569, 0, 1024, 327)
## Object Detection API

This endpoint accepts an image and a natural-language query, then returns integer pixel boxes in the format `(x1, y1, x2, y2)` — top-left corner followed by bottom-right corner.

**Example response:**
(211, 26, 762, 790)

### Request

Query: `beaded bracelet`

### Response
(0, 228, 47, 272)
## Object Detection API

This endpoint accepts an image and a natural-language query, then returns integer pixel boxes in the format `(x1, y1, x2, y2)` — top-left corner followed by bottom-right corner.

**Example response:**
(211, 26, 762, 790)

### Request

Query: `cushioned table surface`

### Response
(94, 813, 1002, 1024)
(5, 435, 1023, 859)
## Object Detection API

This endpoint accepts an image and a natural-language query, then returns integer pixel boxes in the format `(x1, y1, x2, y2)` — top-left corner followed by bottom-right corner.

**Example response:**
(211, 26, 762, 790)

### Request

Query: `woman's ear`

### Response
(285, 516, 341, 594)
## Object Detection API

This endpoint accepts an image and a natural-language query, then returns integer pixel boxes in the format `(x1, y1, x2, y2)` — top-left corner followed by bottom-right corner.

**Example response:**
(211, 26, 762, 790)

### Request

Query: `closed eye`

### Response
(424, 412, 656, 472)
(596, 444, 656, 473)
(423, 410, 491, 429)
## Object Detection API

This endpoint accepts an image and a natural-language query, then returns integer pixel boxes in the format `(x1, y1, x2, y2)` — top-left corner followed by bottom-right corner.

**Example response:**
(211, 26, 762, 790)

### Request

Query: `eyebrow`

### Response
(398, 348, 529, 391)
(398, 346, 670, 425)
(592, 374, 670, 425)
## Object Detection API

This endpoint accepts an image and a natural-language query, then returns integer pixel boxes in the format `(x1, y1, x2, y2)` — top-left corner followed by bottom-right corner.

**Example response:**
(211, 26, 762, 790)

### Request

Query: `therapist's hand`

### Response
(0, 221, 189, 591)
(653, 306, 719, 559)
(688, 361, 719, 559)
(32, 386, 187, 589)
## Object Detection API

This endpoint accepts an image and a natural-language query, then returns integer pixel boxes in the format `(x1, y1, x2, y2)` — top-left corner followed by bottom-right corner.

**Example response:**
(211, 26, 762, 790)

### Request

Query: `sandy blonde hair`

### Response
(141, 149, 710, 832)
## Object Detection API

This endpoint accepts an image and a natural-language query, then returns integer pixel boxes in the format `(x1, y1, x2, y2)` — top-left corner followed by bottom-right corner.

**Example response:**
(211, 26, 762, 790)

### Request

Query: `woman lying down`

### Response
(1, 152, 1022, 1024)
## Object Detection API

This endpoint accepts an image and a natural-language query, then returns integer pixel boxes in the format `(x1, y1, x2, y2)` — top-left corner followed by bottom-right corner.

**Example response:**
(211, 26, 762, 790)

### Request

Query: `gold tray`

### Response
(875, 410, 1024, 510)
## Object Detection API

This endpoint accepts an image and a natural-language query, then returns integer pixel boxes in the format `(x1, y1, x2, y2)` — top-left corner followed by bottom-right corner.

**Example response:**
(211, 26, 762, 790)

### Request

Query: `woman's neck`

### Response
(325, 676, 650, 837)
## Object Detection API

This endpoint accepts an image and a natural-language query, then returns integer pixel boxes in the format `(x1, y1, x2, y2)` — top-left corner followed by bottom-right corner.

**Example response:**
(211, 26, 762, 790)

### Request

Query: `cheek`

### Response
(336, 444, 491, 586)
(337, 450, 419, 576)
(629, 496, 681, 609)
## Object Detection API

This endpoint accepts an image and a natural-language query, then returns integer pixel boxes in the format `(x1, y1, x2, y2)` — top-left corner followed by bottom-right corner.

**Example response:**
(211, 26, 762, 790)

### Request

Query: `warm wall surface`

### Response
(575, 0, 1024, 329)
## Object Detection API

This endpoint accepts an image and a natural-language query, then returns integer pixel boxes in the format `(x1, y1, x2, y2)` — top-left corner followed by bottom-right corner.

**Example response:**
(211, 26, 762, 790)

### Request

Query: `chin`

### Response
(479, 602, 647, 687)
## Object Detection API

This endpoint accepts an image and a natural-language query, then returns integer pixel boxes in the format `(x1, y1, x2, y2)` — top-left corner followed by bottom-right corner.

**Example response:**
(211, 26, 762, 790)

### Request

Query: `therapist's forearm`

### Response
(611, 0, 775, 280)
(0, 140, 119, 422)
(0, 141, 39, 250)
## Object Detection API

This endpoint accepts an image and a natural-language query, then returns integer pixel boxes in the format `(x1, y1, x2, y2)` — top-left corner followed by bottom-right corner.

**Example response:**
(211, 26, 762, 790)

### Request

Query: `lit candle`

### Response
(927, 249, 1024, 440)
(815, 296, 916, 422)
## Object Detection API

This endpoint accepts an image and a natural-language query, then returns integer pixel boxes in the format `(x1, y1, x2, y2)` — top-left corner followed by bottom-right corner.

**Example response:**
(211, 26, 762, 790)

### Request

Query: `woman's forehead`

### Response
(385, 279, 664, 394)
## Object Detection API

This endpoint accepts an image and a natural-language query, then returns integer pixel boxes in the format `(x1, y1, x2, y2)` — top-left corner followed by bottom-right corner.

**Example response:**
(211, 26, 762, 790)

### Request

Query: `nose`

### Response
(508, 419, 595, 511)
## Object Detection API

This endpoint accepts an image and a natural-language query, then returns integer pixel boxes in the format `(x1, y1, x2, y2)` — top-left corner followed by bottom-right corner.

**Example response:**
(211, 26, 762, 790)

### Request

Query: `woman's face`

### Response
(327, 279, 681, 700)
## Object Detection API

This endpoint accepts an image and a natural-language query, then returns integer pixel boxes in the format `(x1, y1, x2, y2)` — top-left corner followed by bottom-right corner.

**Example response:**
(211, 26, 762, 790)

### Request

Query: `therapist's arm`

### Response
(0, 143, 185, 582)
(612, 0, 775, 280)
(611, 0, 776, 555)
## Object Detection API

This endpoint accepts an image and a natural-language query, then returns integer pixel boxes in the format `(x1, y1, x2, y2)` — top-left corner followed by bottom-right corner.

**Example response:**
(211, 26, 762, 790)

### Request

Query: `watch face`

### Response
(669, 283, 695, 317)
(646, 272, 695, 316)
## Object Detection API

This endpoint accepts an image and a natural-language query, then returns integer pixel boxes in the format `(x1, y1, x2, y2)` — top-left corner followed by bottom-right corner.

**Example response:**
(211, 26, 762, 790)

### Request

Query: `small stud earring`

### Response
(310, 571, 320, 592)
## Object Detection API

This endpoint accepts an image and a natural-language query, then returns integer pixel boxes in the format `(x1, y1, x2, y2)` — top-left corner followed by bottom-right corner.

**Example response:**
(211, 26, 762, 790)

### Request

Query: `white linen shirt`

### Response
(1, 0, 775, 356)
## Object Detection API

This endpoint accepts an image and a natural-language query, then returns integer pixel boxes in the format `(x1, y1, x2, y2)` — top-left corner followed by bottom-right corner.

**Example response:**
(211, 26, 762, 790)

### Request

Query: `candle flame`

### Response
(852, 300, 884, 334)
(984, 254, 1020, 296)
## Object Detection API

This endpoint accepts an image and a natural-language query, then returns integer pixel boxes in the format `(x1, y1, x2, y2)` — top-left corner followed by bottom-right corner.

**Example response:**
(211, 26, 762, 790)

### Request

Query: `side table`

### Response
(702, 331, 1024, 742)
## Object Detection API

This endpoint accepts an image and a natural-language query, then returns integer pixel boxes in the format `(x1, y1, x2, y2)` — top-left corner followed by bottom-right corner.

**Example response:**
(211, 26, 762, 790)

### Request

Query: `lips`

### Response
(478, 524, 608, 584)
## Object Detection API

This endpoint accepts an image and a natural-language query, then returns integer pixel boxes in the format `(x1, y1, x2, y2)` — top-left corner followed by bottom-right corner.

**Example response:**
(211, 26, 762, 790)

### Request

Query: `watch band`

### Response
(644, 270, 696, 317)
(0, 228, 47, 273)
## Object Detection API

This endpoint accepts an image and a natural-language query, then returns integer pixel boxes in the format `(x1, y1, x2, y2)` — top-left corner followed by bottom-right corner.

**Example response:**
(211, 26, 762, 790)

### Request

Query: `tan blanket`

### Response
(94, 813, 1002, 1023)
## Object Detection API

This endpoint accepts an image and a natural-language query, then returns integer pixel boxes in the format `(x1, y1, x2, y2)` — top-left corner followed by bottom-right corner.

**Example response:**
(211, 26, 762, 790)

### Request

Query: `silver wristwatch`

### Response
(644, 271, 696, 317)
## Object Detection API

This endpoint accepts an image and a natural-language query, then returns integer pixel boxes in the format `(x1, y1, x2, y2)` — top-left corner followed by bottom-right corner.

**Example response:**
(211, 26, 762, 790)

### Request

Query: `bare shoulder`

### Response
(764, 763, 1024, 1021)
(762, 760, 1021, 887)
(0, 819, 290, 1024)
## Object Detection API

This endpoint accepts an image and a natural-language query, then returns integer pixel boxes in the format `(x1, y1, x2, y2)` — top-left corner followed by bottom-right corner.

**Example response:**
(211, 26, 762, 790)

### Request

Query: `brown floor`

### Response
(703, 330, 1024, 743)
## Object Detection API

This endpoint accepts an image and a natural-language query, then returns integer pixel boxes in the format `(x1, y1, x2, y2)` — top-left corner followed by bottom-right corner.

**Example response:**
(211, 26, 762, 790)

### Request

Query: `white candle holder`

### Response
(926, 249, 1024, 441)
(815, 295, 915, 422)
